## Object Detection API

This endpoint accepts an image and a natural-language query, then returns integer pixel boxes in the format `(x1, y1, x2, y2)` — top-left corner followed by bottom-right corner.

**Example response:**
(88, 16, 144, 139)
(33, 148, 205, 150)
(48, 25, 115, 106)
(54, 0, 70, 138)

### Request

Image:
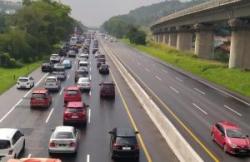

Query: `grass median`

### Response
(0, 62, 41, 94)
(122, 39, 250, 97)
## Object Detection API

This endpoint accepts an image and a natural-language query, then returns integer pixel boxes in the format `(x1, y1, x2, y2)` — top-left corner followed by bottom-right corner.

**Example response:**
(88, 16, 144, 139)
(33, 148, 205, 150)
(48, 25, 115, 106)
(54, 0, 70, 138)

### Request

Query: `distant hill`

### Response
(103, 0, 209, 28)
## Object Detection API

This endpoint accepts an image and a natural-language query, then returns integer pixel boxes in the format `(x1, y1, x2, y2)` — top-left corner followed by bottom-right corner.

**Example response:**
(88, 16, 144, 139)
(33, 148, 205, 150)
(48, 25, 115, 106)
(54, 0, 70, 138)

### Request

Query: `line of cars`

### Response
(1, 34, 140, 162)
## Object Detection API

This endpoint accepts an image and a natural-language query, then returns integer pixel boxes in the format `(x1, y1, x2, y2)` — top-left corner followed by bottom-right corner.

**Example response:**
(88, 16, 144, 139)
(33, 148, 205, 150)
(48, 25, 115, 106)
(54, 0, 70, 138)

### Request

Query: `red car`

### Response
(30, 88, 52, 108)
(63, 101, 88, 125)
(64, 86, 82, 104)
(211, 120, 250, 155)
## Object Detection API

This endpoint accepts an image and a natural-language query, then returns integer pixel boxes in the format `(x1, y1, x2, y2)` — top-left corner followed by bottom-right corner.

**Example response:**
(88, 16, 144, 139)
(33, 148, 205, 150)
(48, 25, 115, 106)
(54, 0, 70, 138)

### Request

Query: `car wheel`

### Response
(223, 144, 228, 153)
(14, 154, 17, 159)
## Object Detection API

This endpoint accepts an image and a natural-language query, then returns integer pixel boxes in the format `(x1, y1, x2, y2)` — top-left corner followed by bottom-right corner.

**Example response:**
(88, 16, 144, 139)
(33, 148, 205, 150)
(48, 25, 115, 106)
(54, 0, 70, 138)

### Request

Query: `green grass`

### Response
(122, 39, 250, 97)
(0, 62, 42, 94)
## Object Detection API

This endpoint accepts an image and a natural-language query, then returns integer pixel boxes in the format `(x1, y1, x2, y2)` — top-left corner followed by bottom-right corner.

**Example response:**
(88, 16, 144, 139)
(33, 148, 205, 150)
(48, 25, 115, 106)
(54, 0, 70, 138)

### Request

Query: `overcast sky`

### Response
(61, 0, 166, 27)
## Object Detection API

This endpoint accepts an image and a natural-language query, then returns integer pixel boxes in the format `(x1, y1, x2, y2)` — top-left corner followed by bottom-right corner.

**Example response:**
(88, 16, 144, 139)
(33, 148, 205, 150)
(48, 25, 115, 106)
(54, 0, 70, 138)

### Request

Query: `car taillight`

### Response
(113, 143, 121, 150)
(69, 142, 76, 147)
(8, 149, 13, 155)
(134, 144, 139, 150)
(49, 142, 56, 147)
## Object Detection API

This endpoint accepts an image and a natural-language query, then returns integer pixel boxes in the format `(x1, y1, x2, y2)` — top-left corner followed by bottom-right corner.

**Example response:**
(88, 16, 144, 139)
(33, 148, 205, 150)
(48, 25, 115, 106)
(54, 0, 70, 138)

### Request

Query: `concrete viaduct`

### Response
(151, 0, 250, 69)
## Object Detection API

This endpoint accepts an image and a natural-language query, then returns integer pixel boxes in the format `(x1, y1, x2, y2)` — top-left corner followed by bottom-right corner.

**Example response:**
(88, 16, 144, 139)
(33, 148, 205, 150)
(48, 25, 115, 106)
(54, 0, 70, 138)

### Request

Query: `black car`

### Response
(109, 128, 139, 161)
(75, 67, 89, 82)
(99, 82, 115, 98)
(99, 64, 109, 74)
(41, 62, 53, 72)
(97, 58, 105, 68)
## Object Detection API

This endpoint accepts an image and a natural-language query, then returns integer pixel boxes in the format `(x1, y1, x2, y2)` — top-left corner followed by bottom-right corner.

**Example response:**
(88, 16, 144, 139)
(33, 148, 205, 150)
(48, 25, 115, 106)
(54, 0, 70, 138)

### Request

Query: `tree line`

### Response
(0, 0, 83, 68)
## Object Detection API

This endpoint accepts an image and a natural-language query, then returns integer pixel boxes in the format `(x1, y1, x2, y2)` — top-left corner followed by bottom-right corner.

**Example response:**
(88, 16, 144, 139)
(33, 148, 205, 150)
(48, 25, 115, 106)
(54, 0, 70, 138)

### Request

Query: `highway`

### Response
(101, 39, 250, 162)
(0, 40, 178, 162)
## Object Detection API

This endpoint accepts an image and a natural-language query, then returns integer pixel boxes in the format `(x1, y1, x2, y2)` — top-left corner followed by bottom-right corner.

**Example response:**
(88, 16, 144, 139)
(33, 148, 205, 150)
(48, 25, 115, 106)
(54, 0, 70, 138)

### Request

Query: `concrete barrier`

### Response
(101, 41, 204, 162)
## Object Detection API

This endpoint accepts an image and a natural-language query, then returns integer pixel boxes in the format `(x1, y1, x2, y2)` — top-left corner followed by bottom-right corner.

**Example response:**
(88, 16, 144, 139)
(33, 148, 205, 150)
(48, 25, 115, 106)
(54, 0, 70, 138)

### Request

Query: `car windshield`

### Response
(32, 93, 45, 98)
(0, 140, 11, 149)
(55, 132, 73, 139)
(79, 78, 89, 82)
(18, 78, 28, 82)
(226, 129, 245, 138)
(116, 137, 137, 145)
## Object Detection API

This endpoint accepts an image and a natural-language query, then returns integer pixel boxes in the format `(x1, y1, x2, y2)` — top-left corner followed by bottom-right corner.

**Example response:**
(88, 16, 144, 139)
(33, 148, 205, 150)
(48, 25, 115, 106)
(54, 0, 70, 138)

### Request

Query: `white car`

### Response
(67, 50, 76, 57)
(48, 126, 79, 154)
(44, 76, 61, 91)
(0, 128, 25, 159)
(16, 76, 34, 89)
(77, 77, 91, 91)
(77, 53, 89, 61)
(50, 54, 61, 64)
(78, 61, 89, 68)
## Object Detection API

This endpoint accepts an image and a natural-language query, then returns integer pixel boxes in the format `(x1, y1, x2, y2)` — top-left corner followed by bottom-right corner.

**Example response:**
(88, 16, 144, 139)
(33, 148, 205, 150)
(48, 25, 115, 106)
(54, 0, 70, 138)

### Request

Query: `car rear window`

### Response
(102, 84, 114, 90)
(0, 140, 11, 149)
(32, 93, 46, 98)
(46, 78, 56, 82)
(19, 79, 28, 82)
(66, 90, 78, 95)
(66, 108, 84, 113)
(55, 132, 73, 139)
(116, 137, 137, 145)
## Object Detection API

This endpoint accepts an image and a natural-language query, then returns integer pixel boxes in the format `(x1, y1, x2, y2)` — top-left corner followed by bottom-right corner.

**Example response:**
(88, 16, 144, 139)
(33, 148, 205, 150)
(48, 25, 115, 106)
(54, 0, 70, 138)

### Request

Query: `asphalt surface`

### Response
(101, 39, 250, 162)
(0, 39, 178, 162)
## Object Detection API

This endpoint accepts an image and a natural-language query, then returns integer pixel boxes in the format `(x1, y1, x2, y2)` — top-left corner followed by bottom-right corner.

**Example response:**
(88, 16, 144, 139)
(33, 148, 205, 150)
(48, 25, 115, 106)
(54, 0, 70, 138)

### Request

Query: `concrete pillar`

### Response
(159, 34, 164, 43)
(229, 19, 250, 69)
(169, 33, 177, 47)
(176, 26, 193, 52)
(164, 33, 169, 44)
(194, 24, 214, 59)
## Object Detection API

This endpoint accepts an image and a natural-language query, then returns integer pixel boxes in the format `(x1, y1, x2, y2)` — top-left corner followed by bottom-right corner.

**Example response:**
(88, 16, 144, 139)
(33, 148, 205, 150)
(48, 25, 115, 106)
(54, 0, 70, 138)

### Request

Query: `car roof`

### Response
(0, 128, 18, 140)
(18, 76, 29, 79)
(62, 60, 70, 63)
(218, 120, 239, 129)
(67, 101, 83, 108)
(32, 88, 48, 94)
(79, 61, 88, 64)
(51, 54, 59, 56)
(46, 76, 57, 79)
(55, 126, 74, 133)
(115, 128, 136, 137)
(78, 77, 89, 82)
(65, 86, 79, 91)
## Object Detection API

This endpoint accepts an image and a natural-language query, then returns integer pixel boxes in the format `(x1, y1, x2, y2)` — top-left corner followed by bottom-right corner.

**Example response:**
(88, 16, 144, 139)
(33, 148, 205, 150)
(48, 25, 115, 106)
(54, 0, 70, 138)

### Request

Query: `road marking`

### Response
(67, 74, 70, 79)
(192, 103, 208, 115)
(89, 75, 92, 81)
(35, 73, 48, 87)
(155, 75, 162, 81)
(88, 109, 91, 124)
(89, 67, 92, 72)
(86, 154, 90, 162)
(224, 105, 242, 117)
(169, 86, 179, 94)
(0, 99, 23, 123)
(27, 154, 32, 158)
(162, 69, 168, 73)
(89, 90, 91, 96)
(23, 89, 32, 98)
(194, 88, 206, 95)
(145, 68, 150, 72)
(110, 72, 153, 162)
(45, 108, 54, 123)
(59, 88, 63, 95)
(176, 77, 183, 82)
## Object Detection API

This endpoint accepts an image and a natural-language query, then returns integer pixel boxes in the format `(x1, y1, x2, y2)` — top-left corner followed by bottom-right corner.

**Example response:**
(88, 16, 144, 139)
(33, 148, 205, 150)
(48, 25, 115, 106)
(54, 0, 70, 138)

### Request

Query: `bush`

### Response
(0, 52, 23, 68)
(127, 27, 146, 45)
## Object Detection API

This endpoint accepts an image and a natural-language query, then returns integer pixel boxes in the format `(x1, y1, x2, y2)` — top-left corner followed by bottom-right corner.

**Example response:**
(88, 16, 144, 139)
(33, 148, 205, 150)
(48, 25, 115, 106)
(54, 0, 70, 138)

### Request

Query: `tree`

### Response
(127, 27, 146, 45)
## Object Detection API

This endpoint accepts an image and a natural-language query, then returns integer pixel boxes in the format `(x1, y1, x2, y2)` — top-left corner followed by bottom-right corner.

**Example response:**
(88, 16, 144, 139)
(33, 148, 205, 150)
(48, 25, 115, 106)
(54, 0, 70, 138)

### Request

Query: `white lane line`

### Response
(23, 89, 32, 98)
(175, 77, 183, 82)
(59, 88, 63, 95)
(192, 103, 208, 115)
(162, 69, 168, 73)
(89, 67, 92, 72)
(0, 99, 23, 123)
(155, 76, 162, 81)
(145, 68, 150, 72)
(194, 88, 206, 95)
(169, 86, 179, 94)
(27, 154, 32, 158)
(45, 108, 54, 123)
(224, 105, 242, 117)
(87, 154, 90, 162)
(89, 90, 91, 96)
(89, 75, 92, 81)
(88, 109, 91, 124)
(35, 73, 48, 87)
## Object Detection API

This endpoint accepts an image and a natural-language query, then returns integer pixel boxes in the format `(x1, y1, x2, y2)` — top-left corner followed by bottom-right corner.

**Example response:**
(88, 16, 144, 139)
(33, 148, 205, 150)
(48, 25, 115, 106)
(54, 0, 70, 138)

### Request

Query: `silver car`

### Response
(77, 77, 91, 91)
(48, 126, 79, 154)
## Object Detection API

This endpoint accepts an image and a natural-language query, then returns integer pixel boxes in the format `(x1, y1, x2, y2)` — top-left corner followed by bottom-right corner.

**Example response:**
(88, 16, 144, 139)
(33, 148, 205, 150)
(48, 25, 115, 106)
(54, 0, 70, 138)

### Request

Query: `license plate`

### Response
(59, 144, 67, 147)
(122, 147, 131, 150)
(72, 116, 78, 118)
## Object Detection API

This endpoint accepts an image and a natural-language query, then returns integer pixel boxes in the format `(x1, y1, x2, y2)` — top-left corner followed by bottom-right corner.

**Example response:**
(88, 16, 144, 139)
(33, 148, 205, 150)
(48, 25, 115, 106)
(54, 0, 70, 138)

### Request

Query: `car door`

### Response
(12, 131, 24, 156)
(216, 125, 225, 146)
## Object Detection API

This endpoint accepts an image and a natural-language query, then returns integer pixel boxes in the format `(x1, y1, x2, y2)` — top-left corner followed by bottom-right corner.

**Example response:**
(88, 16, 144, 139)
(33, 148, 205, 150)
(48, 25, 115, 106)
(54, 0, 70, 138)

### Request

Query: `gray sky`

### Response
(61, 0, 165, 27)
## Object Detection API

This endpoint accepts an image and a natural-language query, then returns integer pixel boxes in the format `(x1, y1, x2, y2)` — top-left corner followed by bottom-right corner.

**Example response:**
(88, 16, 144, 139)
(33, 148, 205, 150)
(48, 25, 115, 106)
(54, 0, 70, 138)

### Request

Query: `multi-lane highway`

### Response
(101, 39, 250, 162)
(0, 39, 178, 162)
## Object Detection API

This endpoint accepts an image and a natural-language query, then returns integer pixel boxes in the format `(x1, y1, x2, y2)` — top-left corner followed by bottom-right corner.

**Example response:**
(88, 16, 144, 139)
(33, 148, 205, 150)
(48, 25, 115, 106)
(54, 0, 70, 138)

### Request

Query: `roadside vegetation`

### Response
(0, 61, 41, 94)
(122, 39, 250, 97)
